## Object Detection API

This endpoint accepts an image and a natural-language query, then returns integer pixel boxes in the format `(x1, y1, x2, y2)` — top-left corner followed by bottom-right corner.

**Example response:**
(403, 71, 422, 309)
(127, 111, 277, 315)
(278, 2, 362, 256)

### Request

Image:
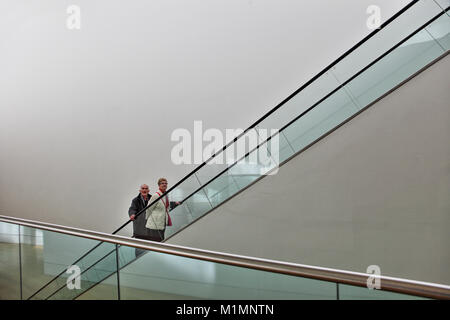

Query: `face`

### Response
(158, 180, 168, 192)
(140, 185, 149, 196)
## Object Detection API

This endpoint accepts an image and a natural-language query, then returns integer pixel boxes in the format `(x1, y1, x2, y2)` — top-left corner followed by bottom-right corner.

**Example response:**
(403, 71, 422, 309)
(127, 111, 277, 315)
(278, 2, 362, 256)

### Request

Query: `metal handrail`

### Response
(1, 215, 449, 300)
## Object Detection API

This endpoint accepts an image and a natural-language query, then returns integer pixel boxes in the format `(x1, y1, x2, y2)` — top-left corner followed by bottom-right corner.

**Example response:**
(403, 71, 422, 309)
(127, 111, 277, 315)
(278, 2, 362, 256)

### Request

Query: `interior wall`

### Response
(0, 0, 412, 233)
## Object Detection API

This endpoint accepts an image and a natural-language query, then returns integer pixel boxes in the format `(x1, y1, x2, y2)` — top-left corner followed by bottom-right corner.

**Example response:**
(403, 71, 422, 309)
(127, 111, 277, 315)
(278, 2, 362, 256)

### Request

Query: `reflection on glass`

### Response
(338, 284, 427, 300)
(75, 272, 119, 300)
(47, 244, 118, 300)
(118, 248, 336, 300)
(182, 188, 213, 220)
(257, 72, 341, 133)
(22, 226, 107, 300)
(425, 13, 450, 50)
(282, 87, 358, 153)
(0, 222, 21, 299)
(165, 203, 195, 239)
(169, 175, 202, 203)
(0, 221, 438, 300)
(346, 28, 444, 109)
(332, 0, 441, 84)
(202, 171, 240, 207)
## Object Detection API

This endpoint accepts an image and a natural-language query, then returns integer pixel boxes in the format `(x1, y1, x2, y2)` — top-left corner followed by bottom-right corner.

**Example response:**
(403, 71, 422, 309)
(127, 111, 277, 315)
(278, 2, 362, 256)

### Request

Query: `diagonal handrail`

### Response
(2, 215, 449, 299)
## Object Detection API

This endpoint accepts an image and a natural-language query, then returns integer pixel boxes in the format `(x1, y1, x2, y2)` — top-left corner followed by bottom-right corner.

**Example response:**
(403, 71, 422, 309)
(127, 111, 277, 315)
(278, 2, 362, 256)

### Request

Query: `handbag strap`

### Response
(155, 191, 169, 213)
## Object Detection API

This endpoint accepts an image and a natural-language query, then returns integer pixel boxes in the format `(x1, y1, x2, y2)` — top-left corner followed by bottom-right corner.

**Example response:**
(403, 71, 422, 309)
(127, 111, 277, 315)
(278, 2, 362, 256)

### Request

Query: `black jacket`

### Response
(128, 193, 152, 237)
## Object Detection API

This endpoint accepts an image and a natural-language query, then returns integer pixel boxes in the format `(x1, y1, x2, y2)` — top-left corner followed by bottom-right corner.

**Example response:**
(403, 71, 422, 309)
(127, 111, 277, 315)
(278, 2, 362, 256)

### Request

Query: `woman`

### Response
(145, 178, 180, 242)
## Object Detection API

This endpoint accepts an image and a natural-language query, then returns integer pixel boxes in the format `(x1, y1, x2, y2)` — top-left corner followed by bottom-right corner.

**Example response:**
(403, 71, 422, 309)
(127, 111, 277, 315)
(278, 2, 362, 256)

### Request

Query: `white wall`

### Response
(0, 0, 411, 233)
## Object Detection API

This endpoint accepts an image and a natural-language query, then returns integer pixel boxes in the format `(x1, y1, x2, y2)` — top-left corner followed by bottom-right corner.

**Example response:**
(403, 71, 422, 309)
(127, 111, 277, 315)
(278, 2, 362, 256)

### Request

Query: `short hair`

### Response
(157, 178, 167, 185)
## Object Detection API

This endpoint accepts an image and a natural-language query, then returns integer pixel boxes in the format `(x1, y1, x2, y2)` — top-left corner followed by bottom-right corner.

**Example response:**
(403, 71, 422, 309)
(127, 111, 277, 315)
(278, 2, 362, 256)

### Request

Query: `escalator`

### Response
(1, 215, 449, 300)
(8, 0, 450, 299)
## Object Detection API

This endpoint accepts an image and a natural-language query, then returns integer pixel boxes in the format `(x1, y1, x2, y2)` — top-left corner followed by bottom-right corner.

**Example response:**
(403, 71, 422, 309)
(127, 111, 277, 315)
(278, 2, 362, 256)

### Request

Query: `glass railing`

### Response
(2, 217, 448, 300)
(20, 0, 450, 300)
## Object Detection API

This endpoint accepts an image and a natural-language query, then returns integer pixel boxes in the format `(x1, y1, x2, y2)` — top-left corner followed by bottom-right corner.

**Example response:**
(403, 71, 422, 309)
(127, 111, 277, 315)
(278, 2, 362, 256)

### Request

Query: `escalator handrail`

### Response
(2, 215, 449, 299)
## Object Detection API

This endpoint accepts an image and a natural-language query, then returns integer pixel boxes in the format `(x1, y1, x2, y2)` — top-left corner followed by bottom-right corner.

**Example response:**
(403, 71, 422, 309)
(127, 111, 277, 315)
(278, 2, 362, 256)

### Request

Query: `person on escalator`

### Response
(128, 184, 153, 240)
(128, 184, 154, 257)
(145, 178, 180, 242)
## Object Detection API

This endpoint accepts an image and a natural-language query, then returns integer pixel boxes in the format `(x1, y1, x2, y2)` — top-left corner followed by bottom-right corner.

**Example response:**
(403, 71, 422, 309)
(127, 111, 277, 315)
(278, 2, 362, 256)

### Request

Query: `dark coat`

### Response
(128, 193, 152, 238)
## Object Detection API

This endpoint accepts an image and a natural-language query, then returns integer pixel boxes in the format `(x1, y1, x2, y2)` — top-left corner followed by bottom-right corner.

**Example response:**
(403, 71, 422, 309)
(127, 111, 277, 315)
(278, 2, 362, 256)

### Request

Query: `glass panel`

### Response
(117, 244, 137, 269)
(346, 28, 445, 109)
(169, 174, 202, 203)
(425, 13, 450, 50)
(75, 272, 119, 300)
(33, 241, 118, 299)
(339, 284, 428, 300)
(224, 130, 283, 191)
(0, 221, 21, 299)
(282, 87, 358, 153)
(331, 0, 442, 84)
(3, 221, 435, 300)
(47, 244, 118, 300)
(118, 248, 337, 300)
(279, 131, 296, 163)
(228, 150, 265, 191)
(201, 171, 240, 208)
(114, 221, 134, 238)
(248, 129, 296, 166)
(21, 225, 109, 300)
(257, 71, 341, 134)
(195, 129, 259, 186)
(434, 0, 450, 10)
(256, 129, 284, 176)
(230, 175, 261, 192)
(182, 187, 213, 220)
(195, 161, 229, 186)
(164, 203, 195, 239)
(20, 225, 52, 300)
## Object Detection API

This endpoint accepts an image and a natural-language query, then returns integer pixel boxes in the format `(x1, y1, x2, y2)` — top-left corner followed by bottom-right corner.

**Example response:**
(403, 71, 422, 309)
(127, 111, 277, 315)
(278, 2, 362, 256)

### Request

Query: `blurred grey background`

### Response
(0, 0, 410, 233)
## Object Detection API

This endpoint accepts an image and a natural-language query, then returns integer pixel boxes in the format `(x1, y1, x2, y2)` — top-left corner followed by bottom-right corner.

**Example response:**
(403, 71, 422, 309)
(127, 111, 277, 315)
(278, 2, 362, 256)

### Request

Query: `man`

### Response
(128, 184, 153, 240)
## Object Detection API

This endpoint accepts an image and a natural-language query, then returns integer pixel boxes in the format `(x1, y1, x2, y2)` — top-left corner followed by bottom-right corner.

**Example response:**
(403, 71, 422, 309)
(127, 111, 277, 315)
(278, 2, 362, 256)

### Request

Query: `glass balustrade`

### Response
(0, 220, 435, 300)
